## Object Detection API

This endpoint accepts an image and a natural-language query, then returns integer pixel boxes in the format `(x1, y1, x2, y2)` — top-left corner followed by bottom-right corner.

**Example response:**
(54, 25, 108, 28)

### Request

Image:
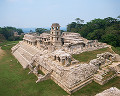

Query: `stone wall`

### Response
(95, 87, 120, 96)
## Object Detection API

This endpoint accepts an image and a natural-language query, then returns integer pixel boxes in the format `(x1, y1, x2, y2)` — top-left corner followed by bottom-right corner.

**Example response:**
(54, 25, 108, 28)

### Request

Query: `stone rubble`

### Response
(95, 87, 120, 96)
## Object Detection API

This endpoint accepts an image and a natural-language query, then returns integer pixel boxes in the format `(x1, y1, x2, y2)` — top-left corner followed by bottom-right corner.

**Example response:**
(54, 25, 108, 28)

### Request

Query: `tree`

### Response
(104, 17, 118, 27)
(67, 17, 120, 47)
(30, 30, 33, 33)
(101, 34, 118, 47)
(67, 22, 77, 32)
(0, 27, 2, 34)
(35, 28, 48, 34)
(87, 29, 105, 40)
(17, 28, 23, 35)
(0, 26, 24, 41)
(75, 18, 84, 24)
(117, 15, 120, 19)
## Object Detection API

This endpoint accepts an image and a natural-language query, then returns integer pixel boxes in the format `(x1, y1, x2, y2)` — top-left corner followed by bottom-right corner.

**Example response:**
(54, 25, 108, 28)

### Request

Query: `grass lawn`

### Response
(112, 46, 120, 55)
(0, 41, 120, 96)
(72, 47, 114, 63)
(72, 77, 120, 96)
(0, 40, 20, 50)
(0, 41, 68, 96)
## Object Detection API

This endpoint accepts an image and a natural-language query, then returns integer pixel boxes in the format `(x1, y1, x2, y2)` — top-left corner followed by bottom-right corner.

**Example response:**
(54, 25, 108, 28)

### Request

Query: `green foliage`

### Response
(72, 47, 113, 63)
(35, 28, 49, 34)
(72, 77, 120, 96)
(67, 22, 77, 32)
(101, 34, 118, 47)
(0, 27, 2, 34)
(17, 28, 24, 35)
(117, 15, 120, 19)
(67, 17, 120, 47)
(0, 41, 20, 50)
(0, 26, 24, 41)
(112, 47, 120, 55)
(0, 34, 6, 43)
(75, 18, 84, 24)
(87, 29, 104, 40)
(102, 70, 116, 80)
(67, 22, 84, 32)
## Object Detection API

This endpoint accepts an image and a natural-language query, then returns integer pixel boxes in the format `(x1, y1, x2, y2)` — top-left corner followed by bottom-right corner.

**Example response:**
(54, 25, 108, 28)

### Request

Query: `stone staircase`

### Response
(36, 70, 53, 83)
(20, 42, 39, 55)
(13, 50, 29, 68)
(12, 42, 39, 69)
(17, 47, 32, 61)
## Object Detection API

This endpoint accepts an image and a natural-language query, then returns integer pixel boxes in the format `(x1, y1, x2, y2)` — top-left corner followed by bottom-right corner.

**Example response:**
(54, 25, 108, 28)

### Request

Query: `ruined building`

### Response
(11, 23, 120, 94)
(95, 87, 120, 96)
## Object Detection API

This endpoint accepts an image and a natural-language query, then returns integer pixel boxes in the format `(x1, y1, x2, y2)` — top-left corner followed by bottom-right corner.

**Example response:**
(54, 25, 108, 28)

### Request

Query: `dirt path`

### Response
(0, 47, 5, 60)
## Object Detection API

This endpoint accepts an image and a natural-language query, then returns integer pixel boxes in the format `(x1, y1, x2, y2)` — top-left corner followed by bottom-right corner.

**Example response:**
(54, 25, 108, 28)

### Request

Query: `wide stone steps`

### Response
(13, 50, 29, 68)
(20, 43, 38, 55)
(16, 47, 32, 61)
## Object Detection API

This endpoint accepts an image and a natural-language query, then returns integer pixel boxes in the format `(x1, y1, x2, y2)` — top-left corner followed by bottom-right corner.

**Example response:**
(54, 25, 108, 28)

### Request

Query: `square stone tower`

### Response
(50, 23, 62, 46)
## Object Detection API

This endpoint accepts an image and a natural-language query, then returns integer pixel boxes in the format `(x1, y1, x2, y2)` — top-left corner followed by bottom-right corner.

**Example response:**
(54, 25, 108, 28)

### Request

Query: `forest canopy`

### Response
(0, 27, 24, 41)
(67, 17, 120, 47)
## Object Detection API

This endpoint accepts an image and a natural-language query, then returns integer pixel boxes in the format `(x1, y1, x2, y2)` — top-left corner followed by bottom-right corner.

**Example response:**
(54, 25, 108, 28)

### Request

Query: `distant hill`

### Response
(21, 28, 36, 33)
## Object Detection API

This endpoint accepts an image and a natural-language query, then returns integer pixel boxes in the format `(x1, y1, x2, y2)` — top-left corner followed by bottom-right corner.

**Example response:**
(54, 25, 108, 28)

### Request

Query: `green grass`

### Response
(72, 47, 113, 63)
(102, 70, 116, 80)
(0, 40, 20, 50)
(112, 46, 120, 55)
(0, 41, 120, 96)
(38, 70, 45, 75)
(0, 45, 67, 96)
(71, 77, 120, 96)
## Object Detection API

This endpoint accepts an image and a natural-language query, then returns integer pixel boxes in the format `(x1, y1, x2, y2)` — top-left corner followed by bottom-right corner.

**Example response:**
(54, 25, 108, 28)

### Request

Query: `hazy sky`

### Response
(0, 0, 120, 28)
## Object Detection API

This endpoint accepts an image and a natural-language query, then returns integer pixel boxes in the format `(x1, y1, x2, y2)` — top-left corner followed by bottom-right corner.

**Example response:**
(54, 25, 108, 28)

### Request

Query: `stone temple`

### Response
(11, 23, 120, 94)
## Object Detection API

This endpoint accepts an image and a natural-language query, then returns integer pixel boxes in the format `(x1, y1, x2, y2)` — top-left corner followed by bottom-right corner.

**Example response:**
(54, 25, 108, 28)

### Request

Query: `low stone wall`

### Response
(94, 74, 117, 85)
(51, 74, 93, 94)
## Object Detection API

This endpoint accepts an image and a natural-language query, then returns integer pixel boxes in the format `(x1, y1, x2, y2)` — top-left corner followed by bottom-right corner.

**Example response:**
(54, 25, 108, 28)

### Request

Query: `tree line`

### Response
(67, 16, 120, 47)
(0, 27, 24, 41)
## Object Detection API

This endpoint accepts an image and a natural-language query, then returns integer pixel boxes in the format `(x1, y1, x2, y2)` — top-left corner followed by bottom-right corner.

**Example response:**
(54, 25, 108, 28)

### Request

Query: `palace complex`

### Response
(11, 23, 120, 94)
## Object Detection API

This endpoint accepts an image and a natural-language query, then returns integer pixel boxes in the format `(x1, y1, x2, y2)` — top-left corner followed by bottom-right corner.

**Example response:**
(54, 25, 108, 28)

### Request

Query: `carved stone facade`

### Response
(11, 23, 120, 94)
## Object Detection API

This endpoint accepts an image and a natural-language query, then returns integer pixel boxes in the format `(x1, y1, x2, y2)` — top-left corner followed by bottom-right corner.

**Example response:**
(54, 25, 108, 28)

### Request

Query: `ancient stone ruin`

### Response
(95, 87, 120, 96)
(11, 23, 120, 94)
